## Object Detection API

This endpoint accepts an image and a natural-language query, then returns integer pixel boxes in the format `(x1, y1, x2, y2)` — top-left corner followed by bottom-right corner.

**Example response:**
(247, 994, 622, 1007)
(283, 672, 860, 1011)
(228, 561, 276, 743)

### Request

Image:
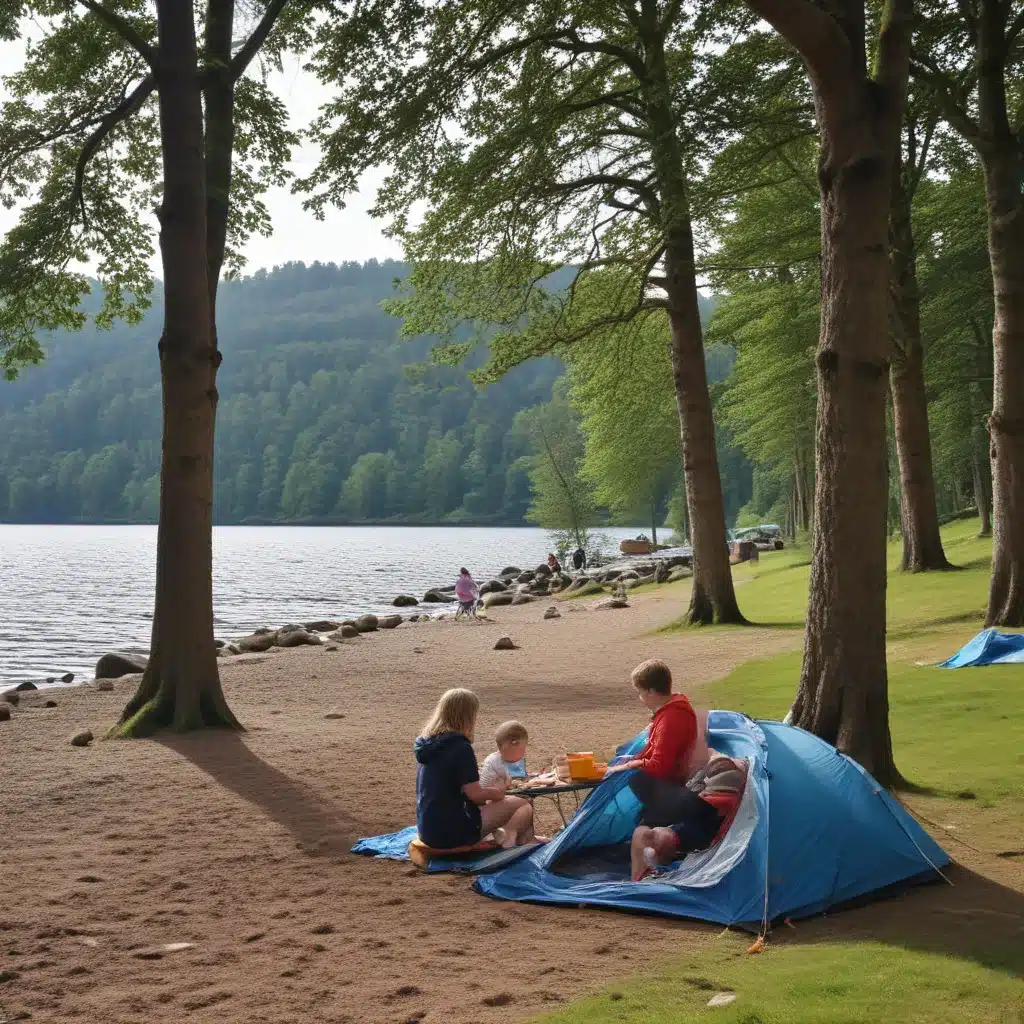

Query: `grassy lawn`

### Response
(538, 519, 1024, 1023)
(542, 941, 1023, 1023)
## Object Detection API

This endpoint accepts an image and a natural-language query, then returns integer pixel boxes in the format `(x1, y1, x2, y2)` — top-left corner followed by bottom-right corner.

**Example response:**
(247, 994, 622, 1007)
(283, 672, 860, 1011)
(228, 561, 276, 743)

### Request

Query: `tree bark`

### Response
(643, 26, 744, 626)
(752, 0, 913, 786)
(982, 150, 1024, 624)
(112, 0, 240, 736)
(888, 154, 951, 570)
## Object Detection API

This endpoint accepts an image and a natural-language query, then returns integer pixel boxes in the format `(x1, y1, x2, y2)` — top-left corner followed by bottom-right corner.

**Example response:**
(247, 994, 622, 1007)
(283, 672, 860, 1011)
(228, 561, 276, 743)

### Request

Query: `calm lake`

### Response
(0, 524, 647, 689)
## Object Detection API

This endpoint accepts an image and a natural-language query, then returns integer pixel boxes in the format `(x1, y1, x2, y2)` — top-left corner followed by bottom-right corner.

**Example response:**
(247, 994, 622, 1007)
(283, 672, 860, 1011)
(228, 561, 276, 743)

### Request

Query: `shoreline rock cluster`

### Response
(0, 552, 696, 701)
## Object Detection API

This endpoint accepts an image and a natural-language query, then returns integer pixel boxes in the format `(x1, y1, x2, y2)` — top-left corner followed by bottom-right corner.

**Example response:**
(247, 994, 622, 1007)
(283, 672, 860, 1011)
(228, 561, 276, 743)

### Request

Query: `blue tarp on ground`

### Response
(940, 628, 1024, 667)
(474, 712, 949, 928)
(351, 826, 536, 874)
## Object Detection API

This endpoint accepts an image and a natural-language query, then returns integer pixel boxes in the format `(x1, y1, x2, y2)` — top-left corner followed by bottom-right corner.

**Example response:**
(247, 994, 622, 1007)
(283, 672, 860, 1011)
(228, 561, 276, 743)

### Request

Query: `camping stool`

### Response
(407, 837, 501, 871)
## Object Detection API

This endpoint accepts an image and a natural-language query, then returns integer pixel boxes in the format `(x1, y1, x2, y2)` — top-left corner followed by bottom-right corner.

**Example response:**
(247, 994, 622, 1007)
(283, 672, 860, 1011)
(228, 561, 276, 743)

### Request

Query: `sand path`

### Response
(2, 589, 1018, 1023)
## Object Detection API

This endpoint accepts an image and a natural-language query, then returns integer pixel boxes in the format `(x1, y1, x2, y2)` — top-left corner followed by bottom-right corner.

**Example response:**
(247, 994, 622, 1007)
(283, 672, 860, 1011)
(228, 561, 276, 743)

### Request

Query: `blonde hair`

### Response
(495, 720, 528, 747)
(421, 688, 480, 740)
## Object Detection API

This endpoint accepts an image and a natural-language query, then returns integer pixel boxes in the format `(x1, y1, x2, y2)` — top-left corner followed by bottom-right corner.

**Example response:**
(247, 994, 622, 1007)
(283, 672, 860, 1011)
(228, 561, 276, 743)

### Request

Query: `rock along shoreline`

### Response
(1, 548, 693, 698)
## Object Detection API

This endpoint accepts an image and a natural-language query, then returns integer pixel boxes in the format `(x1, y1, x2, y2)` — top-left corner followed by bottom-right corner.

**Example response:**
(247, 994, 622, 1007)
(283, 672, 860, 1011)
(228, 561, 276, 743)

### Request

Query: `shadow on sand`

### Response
(776, 865, 1024, 977)
(159, 731, 357, 858)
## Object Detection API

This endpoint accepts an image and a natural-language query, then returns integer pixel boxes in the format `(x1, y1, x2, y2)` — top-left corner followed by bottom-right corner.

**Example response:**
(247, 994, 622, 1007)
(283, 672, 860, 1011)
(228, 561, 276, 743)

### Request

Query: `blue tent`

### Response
(940, 628, 1024, 667)
(475, 712, 949, 929)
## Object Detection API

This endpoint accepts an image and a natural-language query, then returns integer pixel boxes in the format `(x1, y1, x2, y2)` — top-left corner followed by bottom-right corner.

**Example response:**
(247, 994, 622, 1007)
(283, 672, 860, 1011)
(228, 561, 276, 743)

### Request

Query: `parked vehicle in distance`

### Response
(734, 524, 785, 551)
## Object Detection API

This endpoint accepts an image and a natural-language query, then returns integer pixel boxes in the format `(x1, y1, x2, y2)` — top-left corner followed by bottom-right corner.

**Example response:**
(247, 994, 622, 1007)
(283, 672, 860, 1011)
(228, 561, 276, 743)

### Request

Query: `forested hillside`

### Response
(0, 260, 734, 525)
(0, 261, 568, 523)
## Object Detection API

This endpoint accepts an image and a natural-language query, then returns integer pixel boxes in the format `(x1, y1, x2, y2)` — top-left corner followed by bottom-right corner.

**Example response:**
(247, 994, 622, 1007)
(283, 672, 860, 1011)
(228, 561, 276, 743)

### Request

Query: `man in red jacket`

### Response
(606, 658, 703, 826)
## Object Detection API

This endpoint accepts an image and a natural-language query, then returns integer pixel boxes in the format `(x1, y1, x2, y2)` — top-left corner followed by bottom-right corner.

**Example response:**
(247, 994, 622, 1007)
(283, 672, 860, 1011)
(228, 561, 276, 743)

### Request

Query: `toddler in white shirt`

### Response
(479, 720, 530, 789)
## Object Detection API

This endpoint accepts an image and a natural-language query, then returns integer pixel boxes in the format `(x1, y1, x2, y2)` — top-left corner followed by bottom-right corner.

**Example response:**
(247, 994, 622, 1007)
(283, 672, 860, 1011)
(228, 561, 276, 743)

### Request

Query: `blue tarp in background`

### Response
(940, 628, 1024, 668)
(475, 712, 949, 928)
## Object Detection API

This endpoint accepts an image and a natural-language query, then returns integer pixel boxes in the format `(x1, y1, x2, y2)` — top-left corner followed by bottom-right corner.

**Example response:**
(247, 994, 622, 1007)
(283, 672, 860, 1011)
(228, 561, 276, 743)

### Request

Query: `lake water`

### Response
(0, 524, 651, 690)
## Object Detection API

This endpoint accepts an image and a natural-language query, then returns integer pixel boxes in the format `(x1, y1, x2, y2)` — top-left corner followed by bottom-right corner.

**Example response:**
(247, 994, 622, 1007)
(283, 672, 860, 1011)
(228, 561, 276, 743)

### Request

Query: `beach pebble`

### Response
(594, 598, 629, 610)
(61, 672, 75, 683)
(324, 644, 338, 652)
(304, 620, 340, 632)
(70, 730, 94, 747)
(14, 681, 38, 692)
(0, 704, 10, 721)
(355, 614, 379, 633)
(324, 712, 346, 720)
(483, 591, 514, 608)
(511, 594, 534, 605)
(392, 594, 419, 607)
(3, 691, 19, 706)
(96, 652, 149, 678)
(422, 589, 450, 603)
(543, 606, 561, 620)
(43, 699, 58, 708)
(95, 680, 115, 692)
(494, 636, 518, 651)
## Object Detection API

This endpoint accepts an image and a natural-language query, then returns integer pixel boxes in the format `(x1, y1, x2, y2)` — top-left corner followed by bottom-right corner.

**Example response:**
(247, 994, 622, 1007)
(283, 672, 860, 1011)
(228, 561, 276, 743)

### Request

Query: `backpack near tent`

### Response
(475, 712, 949, 930)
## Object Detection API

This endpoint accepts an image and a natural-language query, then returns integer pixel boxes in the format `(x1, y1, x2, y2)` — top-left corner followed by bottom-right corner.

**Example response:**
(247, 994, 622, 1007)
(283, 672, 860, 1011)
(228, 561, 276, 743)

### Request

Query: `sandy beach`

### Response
(0, 588, 1017, 1023)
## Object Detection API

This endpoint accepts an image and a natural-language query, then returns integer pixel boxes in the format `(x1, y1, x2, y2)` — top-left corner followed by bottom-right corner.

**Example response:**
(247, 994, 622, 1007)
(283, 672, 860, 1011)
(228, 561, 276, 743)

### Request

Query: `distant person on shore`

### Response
(454, 567, 479, 619)
(572, 546, 586, 570)
(546, 552, 562, 574)
(415, 689, 537, 849)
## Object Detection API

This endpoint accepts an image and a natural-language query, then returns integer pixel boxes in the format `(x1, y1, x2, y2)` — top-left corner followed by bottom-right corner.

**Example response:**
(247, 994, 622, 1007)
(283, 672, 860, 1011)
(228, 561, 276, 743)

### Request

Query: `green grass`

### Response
(541, 942, 1024, 1024)
(539, 519, 1024, 1024)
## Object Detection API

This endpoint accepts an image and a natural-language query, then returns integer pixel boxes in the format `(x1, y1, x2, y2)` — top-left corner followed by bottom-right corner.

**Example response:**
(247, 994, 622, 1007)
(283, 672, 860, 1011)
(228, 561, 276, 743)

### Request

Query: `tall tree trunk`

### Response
(112, 0, 239, 736)
(644, 30, 744, 626)
(982, 151, 1024, 624)
(889, 153, 951, 570)
(972, 441, 992, 536)
(751, 0, 913, 786)
(650, 501, 658, 548)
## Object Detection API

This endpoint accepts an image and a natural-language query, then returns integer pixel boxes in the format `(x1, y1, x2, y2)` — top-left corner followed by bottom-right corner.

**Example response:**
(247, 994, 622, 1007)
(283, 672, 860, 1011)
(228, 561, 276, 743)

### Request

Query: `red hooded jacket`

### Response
(636, 693, 698, 783)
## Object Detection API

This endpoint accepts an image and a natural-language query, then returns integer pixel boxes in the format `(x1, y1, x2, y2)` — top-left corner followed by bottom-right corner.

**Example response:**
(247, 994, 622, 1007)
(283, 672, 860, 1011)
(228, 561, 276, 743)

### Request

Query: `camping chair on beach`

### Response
(454, 597, 479, 619)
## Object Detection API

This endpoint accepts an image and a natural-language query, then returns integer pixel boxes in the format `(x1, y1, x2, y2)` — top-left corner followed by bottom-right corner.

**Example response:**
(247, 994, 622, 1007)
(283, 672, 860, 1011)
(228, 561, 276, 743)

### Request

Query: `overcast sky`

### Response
(0, 42, 403, 276)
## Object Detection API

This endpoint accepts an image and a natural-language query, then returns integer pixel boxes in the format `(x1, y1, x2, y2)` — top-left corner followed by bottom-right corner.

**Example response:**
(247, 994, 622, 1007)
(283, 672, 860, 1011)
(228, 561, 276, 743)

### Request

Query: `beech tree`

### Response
(564, 287, 683, 546)
(306, 0, 749, 624)
(888, 102, 952, 571)
(912, 1, 1024, 624)
(747, 0, 913, 785)
(0, 0, 308, 734)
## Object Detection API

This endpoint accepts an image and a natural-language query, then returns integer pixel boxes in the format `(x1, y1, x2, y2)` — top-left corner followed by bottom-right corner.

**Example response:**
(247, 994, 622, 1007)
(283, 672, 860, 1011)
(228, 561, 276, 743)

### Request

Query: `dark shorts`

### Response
(668, 805, 724, 855)
(629, 774, 723, 853)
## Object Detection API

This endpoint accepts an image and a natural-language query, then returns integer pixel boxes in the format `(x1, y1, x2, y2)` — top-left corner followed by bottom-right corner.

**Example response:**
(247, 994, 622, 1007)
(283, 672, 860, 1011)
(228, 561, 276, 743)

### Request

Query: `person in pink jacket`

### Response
(454, 567, 480, 618)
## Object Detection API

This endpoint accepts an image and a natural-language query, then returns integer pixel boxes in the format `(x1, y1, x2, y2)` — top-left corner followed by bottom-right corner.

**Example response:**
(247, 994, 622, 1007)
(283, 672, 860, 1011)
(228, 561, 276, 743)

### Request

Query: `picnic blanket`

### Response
(351, 827, 534, 874)
(940, 628, 1024, 668)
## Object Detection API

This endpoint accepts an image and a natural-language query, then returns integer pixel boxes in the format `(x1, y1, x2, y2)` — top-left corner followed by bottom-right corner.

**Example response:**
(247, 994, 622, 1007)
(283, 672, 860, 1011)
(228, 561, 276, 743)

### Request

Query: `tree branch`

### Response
(744, 0, 856, 99)
(1010, 7, 1024, 47)
(230, 0, 291, 81)
(79, 0, 155, 66)
(547, 172, 659, 208)
(874, 0, 913, 97)
(72, 75, 156, 225)
(909, 56, 980, 143)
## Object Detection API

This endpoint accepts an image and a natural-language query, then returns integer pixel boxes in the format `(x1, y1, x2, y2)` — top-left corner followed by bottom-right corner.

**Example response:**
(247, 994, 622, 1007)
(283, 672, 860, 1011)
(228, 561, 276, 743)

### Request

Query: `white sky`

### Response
(0, 42, 403, 276)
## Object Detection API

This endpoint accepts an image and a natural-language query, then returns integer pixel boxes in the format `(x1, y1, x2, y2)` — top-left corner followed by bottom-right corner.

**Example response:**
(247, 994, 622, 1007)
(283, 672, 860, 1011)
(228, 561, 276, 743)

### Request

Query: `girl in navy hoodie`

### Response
(415, 688, 536, 849)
